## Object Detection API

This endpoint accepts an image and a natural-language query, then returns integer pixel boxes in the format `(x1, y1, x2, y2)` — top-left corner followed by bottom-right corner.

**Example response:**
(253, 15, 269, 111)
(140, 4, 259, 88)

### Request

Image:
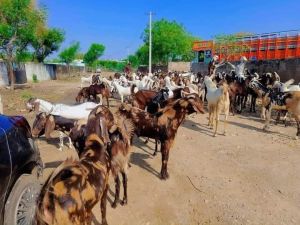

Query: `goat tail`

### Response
(131, 84, 137, 95)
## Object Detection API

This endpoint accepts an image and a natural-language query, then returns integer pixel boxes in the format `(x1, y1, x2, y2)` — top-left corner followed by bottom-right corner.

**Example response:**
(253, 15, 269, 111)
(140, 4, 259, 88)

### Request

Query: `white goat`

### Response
(112, 81, 132, 103)
(204, 76, 230, 137)
(80, 74, 93, 88)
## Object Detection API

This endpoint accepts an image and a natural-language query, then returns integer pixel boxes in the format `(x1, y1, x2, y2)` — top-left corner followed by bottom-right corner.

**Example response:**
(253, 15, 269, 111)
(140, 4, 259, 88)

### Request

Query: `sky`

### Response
(39, 0, 300, 60)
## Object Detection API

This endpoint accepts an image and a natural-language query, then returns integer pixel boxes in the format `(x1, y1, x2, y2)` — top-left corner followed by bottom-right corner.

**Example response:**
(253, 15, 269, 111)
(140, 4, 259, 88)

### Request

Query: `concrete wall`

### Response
(25, 63, 56, 81)
(53, 64, 85, 79)
(191, 58, 300, 82)
(168, 62, 191, 72)
(0, 62, 9, 86)
(0, 63, 84, 87)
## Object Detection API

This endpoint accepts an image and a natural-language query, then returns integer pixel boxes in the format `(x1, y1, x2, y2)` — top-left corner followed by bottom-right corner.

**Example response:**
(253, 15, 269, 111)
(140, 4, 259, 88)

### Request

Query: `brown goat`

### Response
(70, 105, 134, 208)
(285, 92, 300, 138)
(35, 134, 110, 225)
(88, 83, 110, 107)
(32, 112, 76, 151)
(262, 92, 300, 138)
(118, 94, 205, 179)
(109, 116, 134, 208)
(75, 87, 90, 103)
(131, 89, 157, 109)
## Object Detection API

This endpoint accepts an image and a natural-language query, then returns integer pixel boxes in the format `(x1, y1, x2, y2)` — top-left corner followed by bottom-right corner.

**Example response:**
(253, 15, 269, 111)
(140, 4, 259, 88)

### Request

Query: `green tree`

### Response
(32, 28, 65, 62)
(75, 52, 85, 60)
(0, 0, 44, 89)
(140, 19, 197, 65)
(127, 54, 139, 68)
(59, 42, 80, 75)
(83, 43, 105, 67)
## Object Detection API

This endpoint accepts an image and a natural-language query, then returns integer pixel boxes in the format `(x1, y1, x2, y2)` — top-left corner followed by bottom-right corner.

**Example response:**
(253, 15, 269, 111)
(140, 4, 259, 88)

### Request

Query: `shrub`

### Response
(32, 74, 38, 83)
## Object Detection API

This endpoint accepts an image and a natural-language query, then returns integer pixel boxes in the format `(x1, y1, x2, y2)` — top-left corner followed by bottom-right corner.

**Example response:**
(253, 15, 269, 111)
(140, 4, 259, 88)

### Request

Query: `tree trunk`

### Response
(7, 60, 15, 90)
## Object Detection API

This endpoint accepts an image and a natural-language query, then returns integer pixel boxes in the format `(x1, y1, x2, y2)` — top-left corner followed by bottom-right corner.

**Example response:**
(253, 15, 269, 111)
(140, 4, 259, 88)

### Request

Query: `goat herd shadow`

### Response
(182, 113, 295, 140)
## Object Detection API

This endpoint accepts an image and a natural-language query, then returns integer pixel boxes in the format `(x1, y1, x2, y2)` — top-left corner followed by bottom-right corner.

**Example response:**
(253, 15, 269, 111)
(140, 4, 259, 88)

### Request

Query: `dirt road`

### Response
(1, 80, 300, 225)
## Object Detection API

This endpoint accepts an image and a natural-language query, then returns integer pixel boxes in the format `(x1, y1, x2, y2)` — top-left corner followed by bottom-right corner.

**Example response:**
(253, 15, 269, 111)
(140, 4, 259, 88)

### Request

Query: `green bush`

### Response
(21, 91, 33, 100)
(94, 60, 126, 72)
(32, 74, 38, 83)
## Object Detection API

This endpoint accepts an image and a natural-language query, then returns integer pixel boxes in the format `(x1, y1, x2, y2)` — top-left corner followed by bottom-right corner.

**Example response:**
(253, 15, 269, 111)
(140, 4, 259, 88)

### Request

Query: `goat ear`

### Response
(109, 124, 118, 133)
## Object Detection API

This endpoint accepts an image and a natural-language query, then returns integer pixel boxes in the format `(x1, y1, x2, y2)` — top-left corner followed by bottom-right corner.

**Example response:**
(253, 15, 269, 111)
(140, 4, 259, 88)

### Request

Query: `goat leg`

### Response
(153, 139, 158, 156)
(112, 175, 120, 208)
(275, 111, 280, 125)
(120, 172, 128, 205)
(68, 136, 74, 149)
(101, 185, 108, 225)
(144, 137, 149, 144)
(295, 119, 300, 139)
(263, 104, 272, 131)
(160, 142, 170, 180)
(59, 131, 64, 151)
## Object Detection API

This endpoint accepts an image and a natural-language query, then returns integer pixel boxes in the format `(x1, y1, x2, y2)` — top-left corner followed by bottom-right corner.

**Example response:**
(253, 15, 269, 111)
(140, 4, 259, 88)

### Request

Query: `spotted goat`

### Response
(35, 134, 110, 225)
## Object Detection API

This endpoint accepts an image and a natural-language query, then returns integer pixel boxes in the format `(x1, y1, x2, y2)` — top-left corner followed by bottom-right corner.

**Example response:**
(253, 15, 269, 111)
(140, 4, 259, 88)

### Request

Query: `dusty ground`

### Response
(1, 79, 300, 225)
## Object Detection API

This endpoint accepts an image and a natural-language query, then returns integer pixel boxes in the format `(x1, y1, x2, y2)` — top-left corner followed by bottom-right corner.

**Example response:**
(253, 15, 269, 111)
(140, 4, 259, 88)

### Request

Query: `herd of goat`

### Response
(26, 69, 300, 224)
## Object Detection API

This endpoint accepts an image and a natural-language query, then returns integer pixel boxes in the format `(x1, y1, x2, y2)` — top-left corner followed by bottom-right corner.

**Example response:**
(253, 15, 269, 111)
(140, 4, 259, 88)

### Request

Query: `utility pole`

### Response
(149, 11, 152, 75)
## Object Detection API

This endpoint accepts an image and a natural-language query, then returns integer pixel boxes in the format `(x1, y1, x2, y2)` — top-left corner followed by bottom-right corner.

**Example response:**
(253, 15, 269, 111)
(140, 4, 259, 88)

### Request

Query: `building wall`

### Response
(191, 58, 300, 82)
(25, 63, 56, 81)
(0, 62, 9, 86)
(168, 62, 191, 72)
(0, 63, 85, 87)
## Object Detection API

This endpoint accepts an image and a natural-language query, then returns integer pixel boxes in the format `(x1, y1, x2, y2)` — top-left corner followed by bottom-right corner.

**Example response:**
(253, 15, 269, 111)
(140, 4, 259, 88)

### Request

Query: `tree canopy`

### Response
(131, 19, 198, 66)
(83, 43, 105, 67)
(32, 28, 65, 62)
(59, 42, 80, 65)
(0, 0, 64, 88)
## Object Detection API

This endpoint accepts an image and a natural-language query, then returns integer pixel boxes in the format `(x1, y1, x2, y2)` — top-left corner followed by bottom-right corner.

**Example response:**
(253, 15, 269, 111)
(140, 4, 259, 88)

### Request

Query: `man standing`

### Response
(124, 62, 132, 75)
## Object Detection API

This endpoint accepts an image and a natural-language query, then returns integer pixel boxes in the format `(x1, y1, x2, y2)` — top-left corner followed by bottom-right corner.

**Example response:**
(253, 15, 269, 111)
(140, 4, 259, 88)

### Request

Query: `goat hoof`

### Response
(223, 132, 227, 136)
(121, 199, 127, 206)
(213, 134, 217, 137)
(58, 148, 63, 151)
(153, 152, 157, 156)
(160, 172, 169, 180)
(294, 136, 299, 140)
(111, 202, 118, 208)
(128, 163, 132, 168)
(102, 220, 108, 225)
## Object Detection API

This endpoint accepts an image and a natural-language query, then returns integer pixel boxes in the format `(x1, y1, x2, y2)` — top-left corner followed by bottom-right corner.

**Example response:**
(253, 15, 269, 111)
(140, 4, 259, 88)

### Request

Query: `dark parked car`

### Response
(0, 114, 43, 225)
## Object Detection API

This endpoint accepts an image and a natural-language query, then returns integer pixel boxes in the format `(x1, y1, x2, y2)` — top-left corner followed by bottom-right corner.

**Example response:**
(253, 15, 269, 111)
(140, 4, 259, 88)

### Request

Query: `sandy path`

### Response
(1, 80, 299, 225)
